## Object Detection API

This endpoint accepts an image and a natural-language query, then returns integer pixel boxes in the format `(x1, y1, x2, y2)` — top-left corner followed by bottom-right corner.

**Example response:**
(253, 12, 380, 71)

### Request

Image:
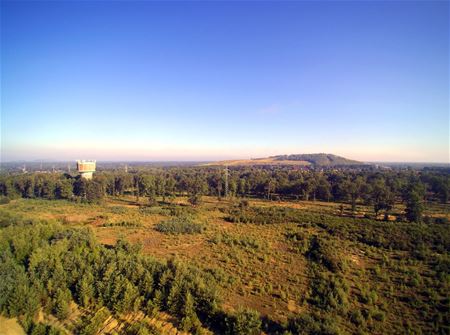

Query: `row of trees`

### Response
(0, 167, 448, 222)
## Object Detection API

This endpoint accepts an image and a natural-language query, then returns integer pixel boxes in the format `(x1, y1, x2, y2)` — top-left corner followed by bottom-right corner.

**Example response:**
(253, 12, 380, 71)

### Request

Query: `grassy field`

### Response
(1, 196, 449, 334)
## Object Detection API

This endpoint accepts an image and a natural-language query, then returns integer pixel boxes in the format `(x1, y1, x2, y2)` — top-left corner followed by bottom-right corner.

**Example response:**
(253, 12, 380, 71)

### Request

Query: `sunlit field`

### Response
(1, 194, 448, 334)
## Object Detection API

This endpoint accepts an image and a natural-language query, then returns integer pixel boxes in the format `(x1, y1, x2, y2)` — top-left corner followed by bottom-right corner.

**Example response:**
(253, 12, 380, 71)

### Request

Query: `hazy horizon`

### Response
(1, 1, 449, 163)
(2, 154, 450, 165)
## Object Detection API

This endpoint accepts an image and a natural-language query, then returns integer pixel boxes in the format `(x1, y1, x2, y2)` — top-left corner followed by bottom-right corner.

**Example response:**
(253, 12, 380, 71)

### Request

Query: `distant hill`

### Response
(203, 153, 362, 167)
(270, 153, 361, 166)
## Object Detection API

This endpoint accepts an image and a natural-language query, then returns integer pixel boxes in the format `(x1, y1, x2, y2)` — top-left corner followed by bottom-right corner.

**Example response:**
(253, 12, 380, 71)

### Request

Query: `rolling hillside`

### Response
(204, 153, 362, 167)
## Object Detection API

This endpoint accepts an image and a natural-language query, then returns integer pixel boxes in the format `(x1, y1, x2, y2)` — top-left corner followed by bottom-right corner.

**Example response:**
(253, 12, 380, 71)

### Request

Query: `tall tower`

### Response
(77, 160, 96, 179)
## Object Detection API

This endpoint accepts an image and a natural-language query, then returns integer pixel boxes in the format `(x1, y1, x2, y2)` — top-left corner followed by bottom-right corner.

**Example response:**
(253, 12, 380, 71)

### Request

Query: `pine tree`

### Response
(77, 274, 94, 308)
(405, 191, 424, 223)
(54, 288, 71, 320)
(180, 291, 202, 332)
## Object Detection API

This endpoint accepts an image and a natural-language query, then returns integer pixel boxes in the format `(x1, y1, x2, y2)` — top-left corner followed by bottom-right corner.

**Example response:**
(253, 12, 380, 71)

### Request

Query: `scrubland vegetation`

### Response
(0, 165, 448, 334)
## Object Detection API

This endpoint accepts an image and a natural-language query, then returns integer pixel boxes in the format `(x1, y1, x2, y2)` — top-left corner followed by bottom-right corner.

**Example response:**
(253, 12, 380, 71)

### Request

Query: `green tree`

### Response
(42, 179, 56, 199)
(79, 307, 111, 335)
(237, 179, 247, 197)
(371, 179, 394, 218)
(300, 177, 315, 201)
(112, 277, 142, 314)
(316, 176, 332, 201)
(404, 180, 425, 223)
(53, 288, 71, 320)
(343, 176, 365, 214)
(180, 291, 202, 332)
(85, 180, 104, 204)
(76, 272, 95, 308)
(73, 178, 87, 198)
(55, 179, 73, 199)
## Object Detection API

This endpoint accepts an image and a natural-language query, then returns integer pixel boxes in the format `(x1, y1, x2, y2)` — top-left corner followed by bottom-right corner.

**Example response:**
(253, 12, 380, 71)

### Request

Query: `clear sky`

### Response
(1, 1, 449, 162)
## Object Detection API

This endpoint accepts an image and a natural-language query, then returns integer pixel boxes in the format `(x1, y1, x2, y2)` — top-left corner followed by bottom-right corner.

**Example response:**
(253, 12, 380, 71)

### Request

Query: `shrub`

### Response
(287, 313, 342, 335)
(211, 233, 263, 250)
(188, 194, 202, 206)
(238, 199, 250, 209)
(168, 205, 197, 217)
(102, 220, 142, 227)
(109, 206, 128, 214)
(0, 196, 11, 205)
(226, 307, 261, 335)
(370, 308, 386, 322)
(138, 206, 170, 216)
(306, 236, 345, 273)
(285, 231, 310, 254)
(155, 217, 204, 234)
(125, 321, 161, 335)
(309, 270, 349, 311)
(0, 209, 24, 227)
(434, 217, 449, 225)
(349, 309, 365, 326)
(226, 206, 303, 225)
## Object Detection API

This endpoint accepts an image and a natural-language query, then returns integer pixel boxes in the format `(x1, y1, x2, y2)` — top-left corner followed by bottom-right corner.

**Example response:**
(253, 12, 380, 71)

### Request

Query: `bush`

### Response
(306, 236, 345, 273)
(168, 205, 197, 217)
(138, 206, 171, 216)
(285, 231, 310, 254)
(155, 217, 204, 234)
(226, 206, 303, 225)
(226, 307, 261, 335)
(211, 233, 263, 250)
(349, 309, 365, 326)
(109, 206, 128, 214)
(0, 196, 11, 204)
(309, 271, 349, 311)
(188, 194, 202, 206)
(434, 217, 449, 225)
(102, 220, 142, 227)
(287, 313, 342, 335)
(0, 209, 25, 227)
(370, 308, 386, 322)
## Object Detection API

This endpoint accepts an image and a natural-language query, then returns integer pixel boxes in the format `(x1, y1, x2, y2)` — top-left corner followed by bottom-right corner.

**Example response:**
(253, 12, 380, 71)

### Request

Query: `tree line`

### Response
(0, 166, 448, 223)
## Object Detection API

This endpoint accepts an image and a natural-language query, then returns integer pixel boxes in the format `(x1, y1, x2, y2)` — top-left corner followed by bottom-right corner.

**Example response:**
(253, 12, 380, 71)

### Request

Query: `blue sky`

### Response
(1, 1, 448, 162)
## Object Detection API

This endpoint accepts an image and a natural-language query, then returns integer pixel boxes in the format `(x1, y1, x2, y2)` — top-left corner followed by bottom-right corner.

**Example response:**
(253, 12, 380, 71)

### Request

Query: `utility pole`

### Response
(224, 165, 229, 198)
